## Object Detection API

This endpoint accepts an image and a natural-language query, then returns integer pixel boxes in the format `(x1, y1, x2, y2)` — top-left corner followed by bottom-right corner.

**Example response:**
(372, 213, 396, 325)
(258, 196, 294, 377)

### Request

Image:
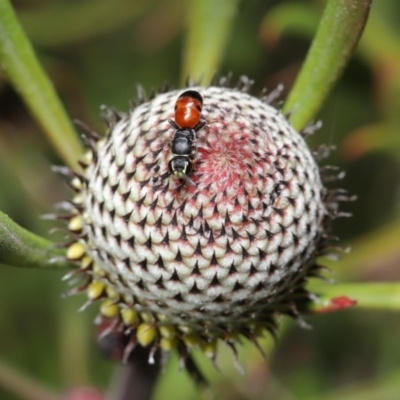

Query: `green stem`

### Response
(182, 0, 240, 85)
(0, 0, 83, 169)
(283, 0, 372, 130)
(308, 282, 400, 313)
(0, 210, 71, 270)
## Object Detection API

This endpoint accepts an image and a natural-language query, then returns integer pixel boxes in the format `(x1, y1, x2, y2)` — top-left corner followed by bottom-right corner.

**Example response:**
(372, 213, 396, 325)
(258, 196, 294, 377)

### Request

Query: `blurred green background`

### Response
(1, 0, 400, 399)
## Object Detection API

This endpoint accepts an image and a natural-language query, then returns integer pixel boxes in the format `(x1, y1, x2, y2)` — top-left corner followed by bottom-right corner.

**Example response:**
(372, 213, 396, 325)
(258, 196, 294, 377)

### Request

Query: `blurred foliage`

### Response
(0, 0, 399, 399)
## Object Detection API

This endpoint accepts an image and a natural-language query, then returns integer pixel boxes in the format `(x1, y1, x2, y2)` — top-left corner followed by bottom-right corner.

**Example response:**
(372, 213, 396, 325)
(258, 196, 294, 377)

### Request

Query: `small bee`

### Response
(168, 90, 205, 185)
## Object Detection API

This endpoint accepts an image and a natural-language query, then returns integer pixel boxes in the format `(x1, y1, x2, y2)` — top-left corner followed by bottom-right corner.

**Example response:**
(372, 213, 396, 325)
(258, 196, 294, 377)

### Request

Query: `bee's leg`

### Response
(183, 175, 196, 187)
(194, 120, 206, 132)
(168, 119, 179, 130)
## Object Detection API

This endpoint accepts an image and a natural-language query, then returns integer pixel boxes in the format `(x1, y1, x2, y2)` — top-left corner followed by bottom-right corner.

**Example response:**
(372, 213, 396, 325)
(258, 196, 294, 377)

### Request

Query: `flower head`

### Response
(62, 78, 344, 367)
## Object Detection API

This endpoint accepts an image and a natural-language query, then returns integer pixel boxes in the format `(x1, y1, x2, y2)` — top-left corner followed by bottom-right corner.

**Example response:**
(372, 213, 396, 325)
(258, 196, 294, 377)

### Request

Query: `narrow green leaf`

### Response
(0, 0, 83, 169)
(182, 0, 240, 85)
(283, 0, 372, 130)
(0, 210, 71, 269)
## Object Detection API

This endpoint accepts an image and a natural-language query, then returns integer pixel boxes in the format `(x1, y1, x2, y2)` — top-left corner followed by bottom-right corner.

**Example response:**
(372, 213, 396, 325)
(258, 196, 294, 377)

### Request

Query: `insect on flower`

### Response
(168, 90, 206, 185)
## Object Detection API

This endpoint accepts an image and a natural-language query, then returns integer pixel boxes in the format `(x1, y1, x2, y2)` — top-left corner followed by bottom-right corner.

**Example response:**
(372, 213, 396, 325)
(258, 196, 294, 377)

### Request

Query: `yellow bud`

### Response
(72, 194, 83, 205)
(71, 177, 82, 190)
(183, 334, 202, 349)
(80, 256, 92, 270)
(105, 286, 119, 301)
(156, 313, 168, 322)
(178, 325, 192, 334)
(122, 294, 133, 304)
(136, 323, 156, 347)
(66, 242, 85, 260)
(140, 312, 153, 323)
(121, 308, 138, 326)
(68, 215, 82, 232)
(202, 339, 218, 358)
(87, 281, 105, 300)
(92, 263, 105, 277)
(82, 150, 93, 165)
(100, 299, 119, 318)
(160, 337, 178, 351)
(158, 325, 176, 339)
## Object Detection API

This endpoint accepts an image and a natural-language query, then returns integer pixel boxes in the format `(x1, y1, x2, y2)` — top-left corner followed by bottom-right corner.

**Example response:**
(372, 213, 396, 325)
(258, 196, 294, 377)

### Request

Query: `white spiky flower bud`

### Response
(62, 78, 346, 369)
